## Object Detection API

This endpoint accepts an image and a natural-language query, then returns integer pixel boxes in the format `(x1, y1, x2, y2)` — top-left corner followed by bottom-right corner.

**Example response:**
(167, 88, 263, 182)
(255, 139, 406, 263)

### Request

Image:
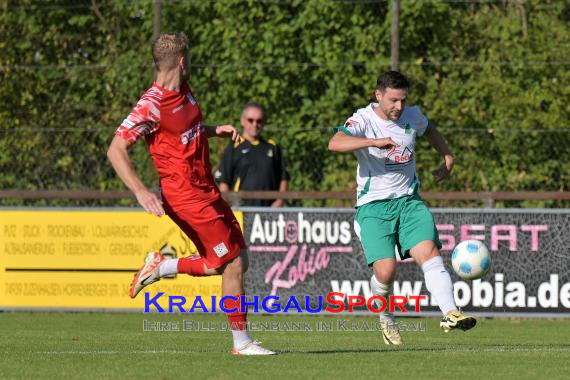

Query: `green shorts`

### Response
(354, 194, 441, 265)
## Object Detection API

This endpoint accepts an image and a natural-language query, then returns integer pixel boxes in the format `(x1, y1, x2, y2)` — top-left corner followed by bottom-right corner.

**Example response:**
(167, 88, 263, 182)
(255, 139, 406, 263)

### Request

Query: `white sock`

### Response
(232, 330, 253, 349)
(370, 275, 395, 322)
(421, 256, 457, 315)
(158, 259, 179, 277)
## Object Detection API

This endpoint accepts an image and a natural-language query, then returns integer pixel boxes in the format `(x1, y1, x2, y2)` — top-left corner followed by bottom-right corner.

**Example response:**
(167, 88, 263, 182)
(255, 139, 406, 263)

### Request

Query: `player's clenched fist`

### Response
(373, 137, 398, 150)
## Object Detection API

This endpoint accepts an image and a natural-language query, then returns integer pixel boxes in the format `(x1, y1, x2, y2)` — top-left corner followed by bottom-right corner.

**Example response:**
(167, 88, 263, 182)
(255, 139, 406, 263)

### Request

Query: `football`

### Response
(451, 240, 491, 280)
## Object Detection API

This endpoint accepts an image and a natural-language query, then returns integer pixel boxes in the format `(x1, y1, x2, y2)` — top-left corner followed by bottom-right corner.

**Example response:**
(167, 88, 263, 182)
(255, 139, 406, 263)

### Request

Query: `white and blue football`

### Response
(451, 240, 491, 280)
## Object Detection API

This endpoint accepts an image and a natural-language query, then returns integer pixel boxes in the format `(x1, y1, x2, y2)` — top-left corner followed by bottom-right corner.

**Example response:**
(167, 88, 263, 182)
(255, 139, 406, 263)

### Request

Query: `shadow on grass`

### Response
(279, 343, 570, 355)
(279, 347, 449, 355)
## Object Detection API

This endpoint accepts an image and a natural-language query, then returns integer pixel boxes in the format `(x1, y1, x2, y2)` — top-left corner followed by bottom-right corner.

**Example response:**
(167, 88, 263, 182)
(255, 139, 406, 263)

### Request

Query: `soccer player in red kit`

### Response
(107, 32, 275, 356)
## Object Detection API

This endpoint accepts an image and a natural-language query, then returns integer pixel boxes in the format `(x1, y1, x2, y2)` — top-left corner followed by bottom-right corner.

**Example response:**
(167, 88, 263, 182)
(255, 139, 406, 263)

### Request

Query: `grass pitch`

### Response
(1, 312, 569, 379)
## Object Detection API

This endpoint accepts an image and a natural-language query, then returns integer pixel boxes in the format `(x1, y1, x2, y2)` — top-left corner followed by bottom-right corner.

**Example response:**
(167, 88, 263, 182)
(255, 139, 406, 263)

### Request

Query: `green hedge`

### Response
(1, 0, 568, 207)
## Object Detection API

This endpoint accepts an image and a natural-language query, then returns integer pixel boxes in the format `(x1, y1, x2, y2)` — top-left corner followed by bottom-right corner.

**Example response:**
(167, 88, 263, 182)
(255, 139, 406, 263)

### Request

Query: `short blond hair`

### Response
(152, 32, 189, 72)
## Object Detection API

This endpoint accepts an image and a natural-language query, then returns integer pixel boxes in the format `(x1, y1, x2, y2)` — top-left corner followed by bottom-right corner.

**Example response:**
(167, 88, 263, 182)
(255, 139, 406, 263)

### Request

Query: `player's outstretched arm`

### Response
(107, 136, 165, 216)
(328, 131, 397, 153)
(205, 124, 241, 143)
(424, 126, 455, 182)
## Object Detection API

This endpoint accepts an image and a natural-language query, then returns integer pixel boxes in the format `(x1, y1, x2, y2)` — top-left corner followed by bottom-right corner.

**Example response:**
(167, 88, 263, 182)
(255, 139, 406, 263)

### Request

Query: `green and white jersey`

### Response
(337, 103, 431, 207)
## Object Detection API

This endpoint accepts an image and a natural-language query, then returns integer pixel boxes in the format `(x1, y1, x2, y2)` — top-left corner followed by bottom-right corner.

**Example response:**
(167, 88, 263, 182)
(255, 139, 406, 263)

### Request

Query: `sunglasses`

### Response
(246, 118, 263, 124)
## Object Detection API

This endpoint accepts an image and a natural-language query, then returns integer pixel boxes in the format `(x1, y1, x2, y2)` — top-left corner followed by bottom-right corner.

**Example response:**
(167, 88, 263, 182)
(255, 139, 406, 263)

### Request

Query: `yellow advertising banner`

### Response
(0, 210, 241, 310)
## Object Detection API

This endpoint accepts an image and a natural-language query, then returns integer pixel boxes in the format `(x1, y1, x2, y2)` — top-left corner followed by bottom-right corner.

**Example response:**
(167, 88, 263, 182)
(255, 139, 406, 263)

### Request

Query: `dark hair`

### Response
(242, 101, 266, 118)
(376, 71, 410, 92)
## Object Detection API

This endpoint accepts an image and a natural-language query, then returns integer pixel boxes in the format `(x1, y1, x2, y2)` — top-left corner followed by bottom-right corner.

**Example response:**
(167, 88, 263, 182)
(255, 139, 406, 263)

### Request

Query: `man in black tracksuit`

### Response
(215, 102, 289, 207)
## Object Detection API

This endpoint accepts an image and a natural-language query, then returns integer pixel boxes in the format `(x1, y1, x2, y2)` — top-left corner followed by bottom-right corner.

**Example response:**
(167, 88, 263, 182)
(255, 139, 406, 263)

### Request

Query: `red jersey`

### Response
(115, 82, 220, 211)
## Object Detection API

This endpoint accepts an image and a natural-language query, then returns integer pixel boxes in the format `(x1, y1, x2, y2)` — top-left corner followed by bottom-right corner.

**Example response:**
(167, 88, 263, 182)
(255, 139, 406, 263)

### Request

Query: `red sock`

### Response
(177, 256, 207, 276)
(223, 294, 247, 331)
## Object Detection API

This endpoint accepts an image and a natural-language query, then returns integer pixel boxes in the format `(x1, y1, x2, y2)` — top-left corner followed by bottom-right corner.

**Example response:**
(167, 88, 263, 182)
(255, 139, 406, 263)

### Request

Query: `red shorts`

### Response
(166, 198, 246, 269)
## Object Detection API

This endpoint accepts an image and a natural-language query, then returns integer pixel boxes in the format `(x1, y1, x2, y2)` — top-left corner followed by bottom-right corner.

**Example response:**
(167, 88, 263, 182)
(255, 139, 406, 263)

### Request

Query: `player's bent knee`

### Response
(425, 243, 440, 260)
(223, 254, 246, 276)
(410, 240, 440, 265)
(372, 258, 397, 284)
(373, 269, 396, 284)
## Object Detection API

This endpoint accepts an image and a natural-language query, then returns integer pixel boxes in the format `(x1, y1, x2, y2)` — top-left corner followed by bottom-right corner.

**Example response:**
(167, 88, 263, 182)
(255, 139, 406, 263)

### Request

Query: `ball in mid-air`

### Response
(451, 240, 491, 280)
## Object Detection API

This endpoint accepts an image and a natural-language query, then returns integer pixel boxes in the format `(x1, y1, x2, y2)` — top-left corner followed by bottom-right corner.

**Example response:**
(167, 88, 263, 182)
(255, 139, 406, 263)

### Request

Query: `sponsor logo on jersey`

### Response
(386, 146, 414, 168)
(267, 149, 273, 158)
(180, 124, 204, 144)
(213, 242, 229, 257)
(241, 148, 250, 154)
